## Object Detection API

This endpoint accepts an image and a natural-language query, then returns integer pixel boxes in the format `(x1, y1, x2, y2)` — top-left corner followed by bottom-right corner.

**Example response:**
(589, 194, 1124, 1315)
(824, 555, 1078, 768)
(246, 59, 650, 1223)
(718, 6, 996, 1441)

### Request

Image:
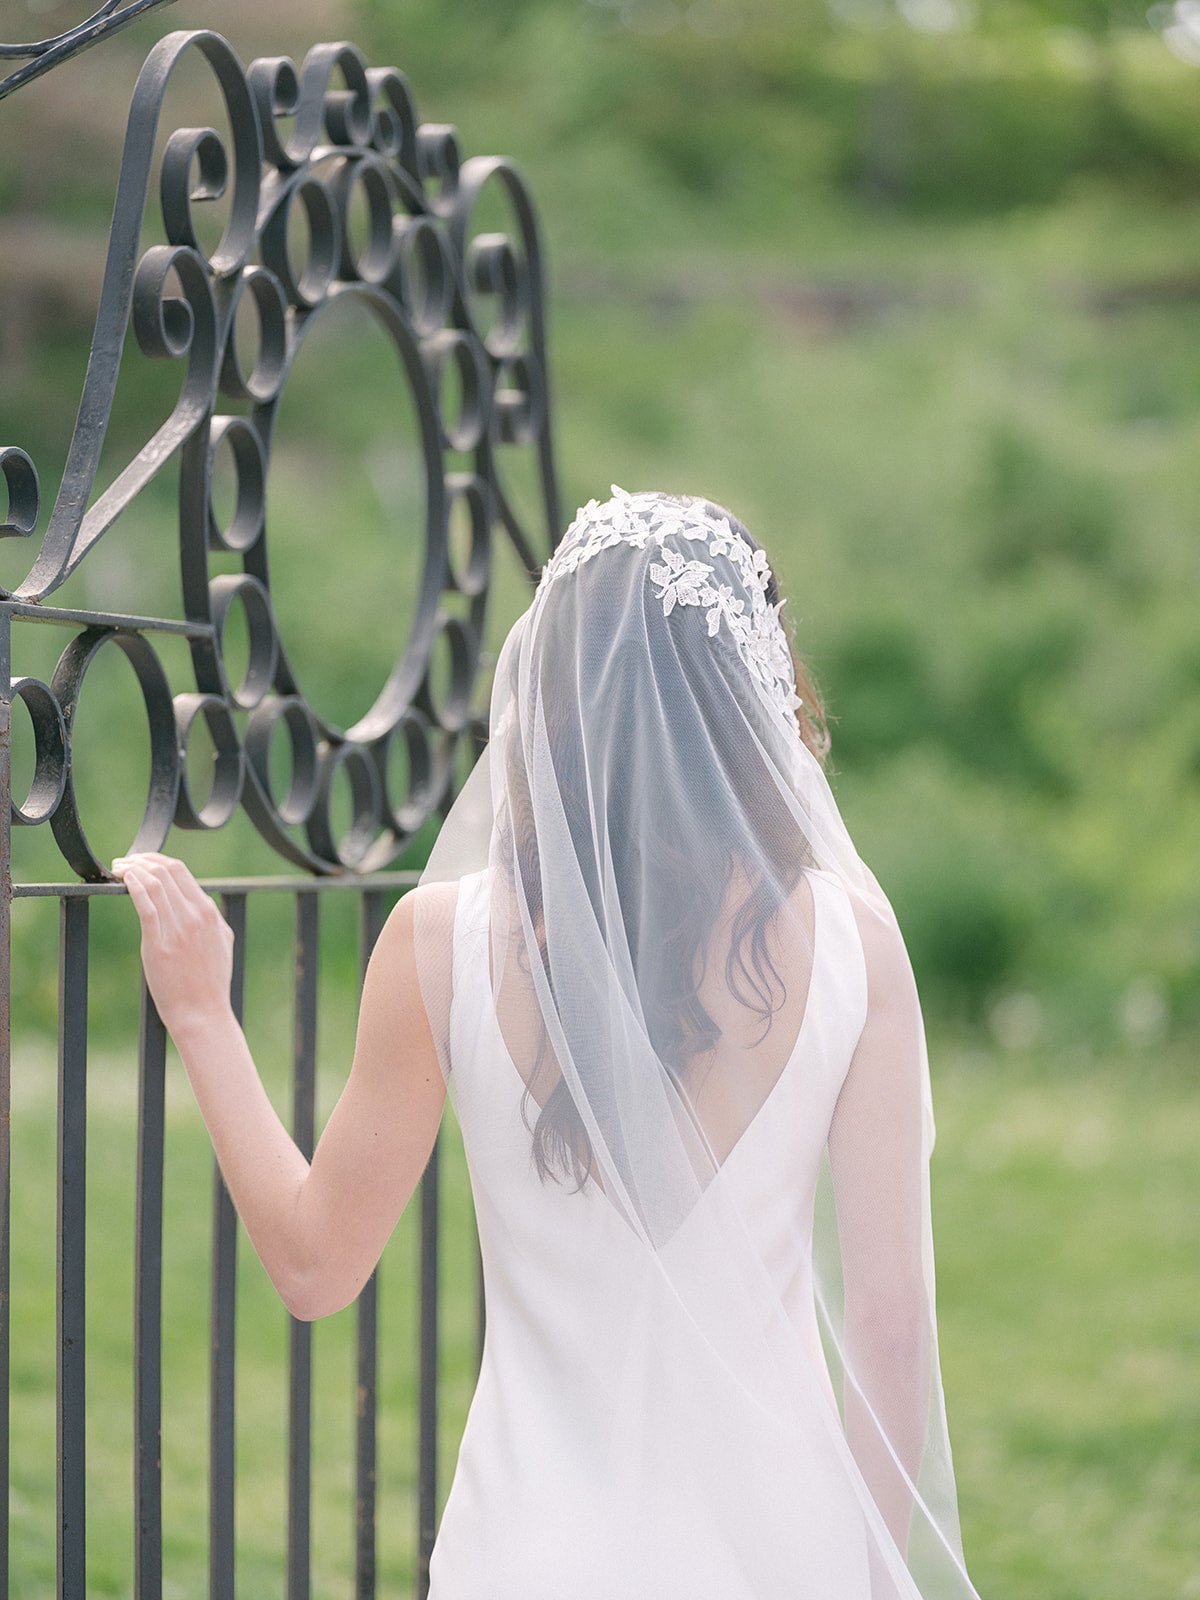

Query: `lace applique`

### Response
(532, 485, 803, 724)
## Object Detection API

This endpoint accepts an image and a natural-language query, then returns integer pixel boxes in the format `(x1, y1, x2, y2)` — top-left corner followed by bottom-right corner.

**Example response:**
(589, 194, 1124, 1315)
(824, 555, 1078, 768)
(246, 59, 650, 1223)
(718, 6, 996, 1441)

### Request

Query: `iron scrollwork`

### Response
(0, 1, 183, 101)
(1, 28, 561, 879)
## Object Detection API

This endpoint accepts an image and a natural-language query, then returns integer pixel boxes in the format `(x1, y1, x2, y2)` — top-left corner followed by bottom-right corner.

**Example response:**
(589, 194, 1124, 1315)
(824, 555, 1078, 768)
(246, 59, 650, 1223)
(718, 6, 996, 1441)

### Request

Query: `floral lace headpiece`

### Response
(532, 486, 803, 725)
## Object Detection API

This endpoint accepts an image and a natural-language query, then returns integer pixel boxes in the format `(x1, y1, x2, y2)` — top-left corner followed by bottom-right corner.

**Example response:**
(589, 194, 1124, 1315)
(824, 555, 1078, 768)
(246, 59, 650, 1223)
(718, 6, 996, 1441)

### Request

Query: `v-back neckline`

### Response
(462, 866, 831, 1186)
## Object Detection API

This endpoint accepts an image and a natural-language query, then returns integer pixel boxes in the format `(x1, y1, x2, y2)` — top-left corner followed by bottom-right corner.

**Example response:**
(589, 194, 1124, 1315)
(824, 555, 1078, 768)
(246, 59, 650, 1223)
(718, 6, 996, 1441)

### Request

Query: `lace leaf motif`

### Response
(534, 485, 803, 725)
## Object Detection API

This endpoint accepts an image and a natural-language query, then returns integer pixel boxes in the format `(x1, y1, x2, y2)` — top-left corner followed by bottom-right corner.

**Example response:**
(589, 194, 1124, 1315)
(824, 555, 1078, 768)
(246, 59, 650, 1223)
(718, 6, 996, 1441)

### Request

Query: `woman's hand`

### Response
(110, 850, 235, 1039)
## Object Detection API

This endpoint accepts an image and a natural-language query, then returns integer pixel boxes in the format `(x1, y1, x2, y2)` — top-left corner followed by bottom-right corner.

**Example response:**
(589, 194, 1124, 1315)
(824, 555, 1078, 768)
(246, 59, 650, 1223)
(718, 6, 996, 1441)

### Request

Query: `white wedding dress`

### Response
(427, 863, 883, 1599)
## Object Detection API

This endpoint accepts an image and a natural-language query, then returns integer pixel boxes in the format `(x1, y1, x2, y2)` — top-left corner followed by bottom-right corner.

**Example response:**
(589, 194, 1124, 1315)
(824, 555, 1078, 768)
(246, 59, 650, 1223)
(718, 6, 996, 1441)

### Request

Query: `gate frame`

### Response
(0, 16, 560, 1597)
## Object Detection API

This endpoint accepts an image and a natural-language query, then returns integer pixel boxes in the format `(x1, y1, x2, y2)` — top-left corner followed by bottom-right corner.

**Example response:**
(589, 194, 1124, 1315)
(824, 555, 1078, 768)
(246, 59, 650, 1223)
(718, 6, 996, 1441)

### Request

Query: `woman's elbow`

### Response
(844, 1284, 930, 1365)
(276, 1262, 364, 1323)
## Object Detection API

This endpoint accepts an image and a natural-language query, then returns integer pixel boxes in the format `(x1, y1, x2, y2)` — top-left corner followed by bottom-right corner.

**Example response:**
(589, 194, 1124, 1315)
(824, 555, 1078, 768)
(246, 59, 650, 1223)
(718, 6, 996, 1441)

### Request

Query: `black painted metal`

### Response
(211, 894, 246, 1600)
(134, 981, 167, 1600)
(1, 24, 559, 880)
(356, 890, 387, 1600)
(0, 604, 10, 1597)
(14, 871, 421, 899)
(417, 1139, 441, 1600)
(0, 1, 182, 102)
(1, 20, 557, 1600)
(57, 898, 89, 1600)
(288, 892, 319, 1600)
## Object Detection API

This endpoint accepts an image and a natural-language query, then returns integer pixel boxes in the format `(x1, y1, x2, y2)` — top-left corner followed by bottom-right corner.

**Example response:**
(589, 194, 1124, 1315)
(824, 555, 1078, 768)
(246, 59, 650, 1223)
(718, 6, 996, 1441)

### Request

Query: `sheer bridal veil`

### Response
(413, 486, 983, 1598)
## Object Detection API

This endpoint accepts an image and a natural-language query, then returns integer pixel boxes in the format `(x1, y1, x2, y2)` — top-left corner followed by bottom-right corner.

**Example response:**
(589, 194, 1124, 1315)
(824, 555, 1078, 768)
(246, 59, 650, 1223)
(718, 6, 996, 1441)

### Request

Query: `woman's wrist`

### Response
(169, 1000, 241, 1057)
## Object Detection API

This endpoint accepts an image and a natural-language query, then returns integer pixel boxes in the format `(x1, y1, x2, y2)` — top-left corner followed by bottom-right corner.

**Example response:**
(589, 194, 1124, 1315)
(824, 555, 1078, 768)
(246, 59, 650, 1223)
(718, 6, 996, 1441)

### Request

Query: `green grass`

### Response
(7, 1021, 1197, 1598)
(7, 1041, 481, 1598)
(932, 1046, 1199, 1598)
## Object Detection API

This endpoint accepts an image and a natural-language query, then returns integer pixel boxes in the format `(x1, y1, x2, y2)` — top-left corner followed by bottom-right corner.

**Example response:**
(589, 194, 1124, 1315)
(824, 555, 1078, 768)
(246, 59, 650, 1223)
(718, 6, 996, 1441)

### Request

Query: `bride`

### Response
(115, 485, 985, 1597)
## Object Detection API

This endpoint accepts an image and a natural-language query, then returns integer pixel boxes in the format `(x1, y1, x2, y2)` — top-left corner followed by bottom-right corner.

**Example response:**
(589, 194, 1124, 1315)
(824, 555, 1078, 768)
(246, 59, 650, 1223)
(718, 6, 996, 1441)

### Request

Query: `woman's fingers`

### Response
(113, 852, 235, 944)
(112, 854, 188, 942)
(164, 856, 221, 926)
(119, 861, 179, 942)
(159, 855, 228, 937)
(119, 864, 162, 941)
(116, 850, 195, 895)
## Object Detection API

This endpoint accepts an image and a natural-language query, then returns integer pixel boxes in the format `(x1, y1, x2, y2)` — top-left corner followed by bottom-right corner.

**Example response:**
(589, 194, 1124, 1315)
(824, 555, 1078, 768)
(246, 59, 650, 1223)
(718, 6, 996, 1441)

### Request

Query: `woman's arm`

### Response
(111, 852, 447, 1321)
(827, 889, 933, 1561)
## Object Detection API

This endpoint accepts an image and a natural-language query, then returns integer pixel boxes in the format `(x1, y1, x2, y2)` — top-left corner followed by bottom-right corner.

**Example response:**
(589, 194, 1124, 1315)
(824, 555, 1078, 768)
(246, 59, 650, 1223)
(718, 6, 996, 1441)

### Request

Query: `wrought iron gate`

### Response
(0, 12, 559, 1596)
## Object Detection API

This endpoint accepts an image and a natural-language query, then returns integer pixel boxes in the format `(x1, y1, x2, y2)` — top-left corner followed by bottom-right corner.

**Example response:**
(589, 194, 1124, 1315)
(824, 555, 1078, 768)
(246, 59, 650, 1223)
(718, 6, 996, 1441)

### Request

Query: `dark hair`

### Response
(500, 497, 828, 1191)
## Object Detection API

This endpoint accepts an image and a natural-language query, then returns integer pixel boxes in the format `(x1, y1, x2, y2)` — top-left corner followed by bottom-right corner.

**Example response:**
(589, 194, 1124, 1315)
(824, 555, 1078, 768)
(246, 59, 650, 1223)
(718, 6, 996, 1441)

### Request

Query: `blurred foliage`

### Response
(2, 5, 1198, 1597)
(3, 0, 1199, 1047)
(356, 0, 1200, 217)
(353, 0, 1200, 1044)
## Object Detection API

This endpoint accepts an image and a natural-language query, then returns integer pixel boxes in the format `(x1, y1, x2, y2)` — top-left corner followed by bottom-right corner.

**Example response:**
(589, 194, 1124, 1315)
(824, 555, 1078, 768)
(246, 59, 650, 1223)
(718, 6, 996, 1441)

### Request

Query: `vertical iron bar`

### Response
(414, 810, 451, 1600)
(133, 980, 166, 1600)
(210, 894, 245, 1600)
(287, 892, 317, 1600)
(416, 1133, 439, 1600)
(57, 897, 88, 1600)
(415, 849, 448, 1600)
(0, 604, 11, 1600)
(355, 891, 386, 1600)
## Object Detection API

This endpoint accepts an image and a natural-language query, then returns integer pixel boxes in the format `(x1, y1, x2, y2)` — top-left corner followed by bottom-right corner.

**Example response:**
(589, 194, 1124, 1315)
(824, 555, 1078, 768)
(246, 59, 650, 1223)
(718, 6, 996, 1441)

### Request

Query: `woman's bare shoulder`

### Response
(839, 875, 919, 1019)
(375, 879, 462, 962)
(357, 880, 466, 1058)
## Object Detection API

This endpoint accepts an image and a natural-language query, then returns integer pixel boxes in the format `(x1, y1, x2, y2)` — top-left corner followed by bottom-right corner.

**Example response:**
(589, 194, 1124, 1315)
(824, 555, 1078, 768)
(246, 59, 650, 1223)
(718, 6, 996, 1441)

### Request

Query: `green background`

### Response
(1, 0, 1196, 1593)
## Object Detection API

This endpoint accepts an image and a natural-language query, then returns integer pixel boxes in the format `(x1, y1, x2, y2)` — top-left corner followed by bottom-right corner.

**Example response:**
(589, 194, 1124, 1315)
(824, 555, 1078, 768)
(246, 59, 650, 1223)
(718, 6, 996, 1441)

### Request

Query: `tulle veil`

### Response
(413, 485, 983, 1598)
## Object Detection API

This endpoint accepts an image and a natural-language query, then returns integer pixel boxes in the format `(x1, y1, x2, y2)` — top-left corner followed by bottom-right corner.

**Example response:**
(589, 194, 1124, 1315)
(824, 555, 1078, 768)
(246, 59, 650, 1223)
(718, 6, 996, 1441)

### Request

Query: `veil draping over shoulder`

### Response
(414, 486, 983, 1598)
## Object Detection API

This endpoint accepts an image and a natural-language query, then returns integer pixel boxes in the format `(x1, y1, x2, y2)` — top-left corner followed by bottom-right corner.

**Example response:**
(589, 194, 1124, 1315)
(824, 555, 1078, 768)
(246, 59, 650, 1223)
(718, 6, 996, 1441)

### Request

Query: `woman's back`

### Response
(427, 862, 881, 1598)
